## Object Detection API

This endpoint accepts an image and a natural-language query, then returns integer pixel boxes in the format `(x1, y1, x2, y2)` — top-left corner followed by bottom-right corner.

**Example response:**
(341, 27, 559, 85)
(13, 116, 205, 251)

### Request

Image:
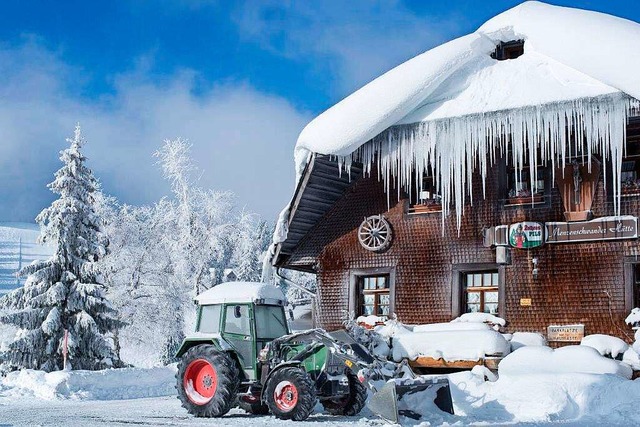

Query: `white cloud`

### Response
(0, 39, 311, 222)
(234, 0, 459, 94)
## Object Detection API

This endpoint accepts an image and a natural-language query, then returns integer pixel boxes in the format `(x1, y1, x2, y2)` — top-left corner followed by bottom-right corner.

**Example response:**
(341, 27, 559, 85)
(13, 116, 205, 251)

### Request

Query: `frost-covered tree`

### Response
(233, 212, 271, 282)
(99, 138, 240, 366)
(0, 125, 123, 372)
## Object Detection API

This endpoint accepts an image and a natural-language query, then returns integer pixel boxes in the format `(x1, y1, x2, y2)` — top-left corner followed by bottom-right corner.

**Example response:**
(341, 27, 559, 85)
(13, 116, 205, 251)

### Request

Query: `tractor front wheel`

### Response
(321, 370, 368, 416)
(177, 345, 239, 417)
(265, 367, 317, 421)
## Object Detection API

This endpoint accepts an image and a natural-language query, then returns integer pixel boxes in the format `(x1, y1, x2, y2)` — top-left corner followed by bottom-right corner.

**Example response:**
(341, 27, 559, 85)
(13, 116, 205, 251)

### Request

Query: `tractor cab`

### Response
(177, 281, 289, 381)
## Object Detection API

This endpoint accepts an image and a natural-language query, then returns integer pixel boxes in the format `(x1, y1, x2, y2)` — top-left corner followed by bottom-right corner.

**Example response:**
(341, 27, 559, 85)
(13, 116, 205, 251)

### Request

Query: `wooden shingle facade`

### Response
(274, 120, 640, 344)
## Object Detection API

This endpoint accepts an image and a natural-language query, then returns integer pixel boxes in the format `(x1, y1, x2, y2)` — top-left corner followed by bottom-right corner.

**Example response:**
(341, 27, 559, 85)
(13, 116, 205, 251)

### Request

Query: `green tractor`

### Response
(175, 281, 453, 422)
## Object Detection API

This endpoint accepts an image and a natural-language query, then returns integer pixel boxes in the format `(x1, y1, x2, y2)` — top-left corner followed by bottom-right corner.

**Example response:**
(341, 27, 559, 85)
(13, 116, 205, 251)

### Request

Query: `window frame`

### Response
(463, 271, 500, 314)
(452, 263, 505, 318)
(407, 172, 442, 214)
(349, 267, 396, 319)
(624, 257, 640, 313)
(499, 147, 551, 209)
(621, 117, 640, 197)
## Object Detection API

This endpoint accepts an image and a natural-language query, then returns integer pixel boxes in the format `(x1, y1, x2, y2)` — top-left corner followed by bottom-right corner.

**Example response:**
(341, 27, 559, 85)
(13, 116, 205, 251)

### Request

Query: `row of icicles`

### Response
(336, 93, 640, 233)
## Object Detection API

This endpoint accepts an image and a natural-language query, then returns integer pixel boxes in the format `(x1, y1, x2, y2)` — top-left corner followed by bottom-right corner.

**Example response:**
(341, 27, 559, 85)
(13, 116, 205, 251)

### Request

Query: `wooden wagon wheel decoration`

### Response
(358, 215, 392, 252)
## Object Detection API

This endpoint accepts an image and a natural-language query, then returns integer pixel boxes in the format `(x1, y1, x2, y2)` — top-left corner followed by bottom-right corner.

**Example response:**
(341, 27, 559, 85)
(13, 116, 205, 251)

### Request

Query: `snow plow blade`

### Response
(367, 377, 454, 424)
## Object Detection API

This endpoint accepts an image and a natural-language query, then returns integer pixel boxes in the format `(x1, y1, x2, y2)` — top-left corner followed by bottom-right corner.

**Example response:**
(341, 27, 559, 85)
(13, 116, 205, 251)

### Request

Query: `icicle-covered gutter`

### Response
(340, 94, 640, 230)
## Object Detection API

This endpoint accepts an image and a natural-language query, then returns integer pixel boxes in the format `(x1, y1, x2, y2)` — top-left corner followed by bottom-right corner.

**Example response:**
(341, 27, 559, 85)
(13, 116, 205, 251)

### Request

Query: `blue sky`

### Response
(1, 1, 639, 223)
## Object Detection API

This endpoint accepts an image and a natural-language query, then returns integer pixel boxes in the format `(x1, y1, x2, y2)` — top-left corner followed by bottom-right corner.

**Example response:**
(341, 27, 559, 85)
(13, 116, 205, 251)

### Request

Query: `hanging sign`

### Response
(545, 216, 637, 244)
(508, 222, 544, 249)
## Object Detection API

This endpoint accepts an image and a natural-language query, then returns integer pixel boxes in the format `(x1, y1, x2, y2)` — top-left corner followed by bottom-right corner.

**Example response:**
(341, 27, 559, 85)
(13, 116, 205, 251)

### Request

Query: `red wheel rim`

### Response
(273, 380, 298, 412)
(183, 359, 217, 405)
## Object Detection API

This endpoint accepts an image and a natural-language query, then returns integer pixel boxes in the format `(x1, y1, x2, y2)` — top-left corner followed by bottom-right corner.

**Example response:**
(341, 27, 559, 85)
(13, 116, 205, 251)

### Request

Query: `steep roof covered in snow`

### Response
(272, 1, 640, 265)
(295, 1, 640, 158)
(196, 281, 286, 305)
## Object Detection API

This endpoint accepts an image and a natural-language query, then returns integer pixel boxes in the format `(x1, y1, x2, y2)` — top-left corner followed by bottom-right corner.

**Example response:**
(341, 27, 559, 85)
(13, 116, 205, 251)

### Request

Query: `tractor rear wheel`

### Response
(265, 367, 317, 421)
(321, 370, 368, 416)
(177, 345, 239, 417)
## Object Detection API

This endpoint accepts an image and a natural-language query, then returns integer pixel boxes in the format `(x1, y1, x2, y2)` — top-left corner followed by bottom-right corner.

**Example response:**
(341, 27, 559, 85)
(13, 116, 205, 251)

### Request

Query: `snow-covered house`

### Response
(272, 2, 640, 344)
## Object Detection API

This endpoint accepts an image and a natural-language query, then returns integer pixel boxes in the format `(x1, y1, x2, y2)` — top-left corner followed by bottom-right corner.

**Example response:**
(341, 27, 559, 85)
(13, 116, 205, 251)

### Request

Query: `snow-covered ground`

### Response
(2, 361, 640, 426)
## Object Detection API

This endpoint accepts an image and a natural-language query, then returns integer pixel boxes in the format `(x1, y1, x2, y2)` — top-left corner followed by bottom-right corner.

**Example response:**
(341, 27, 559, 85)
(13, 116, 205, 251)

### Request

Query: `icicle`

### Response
(345, 93, 640, 233)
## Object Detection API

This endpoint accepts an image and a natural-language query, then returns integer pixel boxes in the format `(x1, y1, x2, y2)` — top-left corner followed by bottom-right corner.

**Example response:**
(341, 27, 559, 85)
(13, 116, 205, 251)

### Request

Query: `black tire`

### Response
(238, 399, 270, 415)
(321, 370, 368, 416)
(176, 345, 239, 417)
(265, 366, 317, 421)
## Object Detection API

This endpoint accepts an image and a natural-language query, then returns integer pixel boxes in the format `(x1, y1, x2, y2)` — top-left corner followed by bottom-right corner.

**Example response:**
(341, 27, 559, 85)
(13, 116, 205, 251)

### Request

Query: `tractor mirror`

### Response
(234, 305, 242, 318)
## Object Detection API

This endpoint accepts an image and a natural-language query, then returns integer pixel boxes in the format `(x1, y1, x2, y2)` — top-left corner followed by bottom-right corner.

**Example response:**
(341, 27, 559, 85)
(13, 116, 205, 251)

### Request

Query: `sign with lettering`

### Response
(547, 324, 584, 342)
(520, 298, 532, 306)
(545, 216, 637, 244)
(509, 222, 544, 249)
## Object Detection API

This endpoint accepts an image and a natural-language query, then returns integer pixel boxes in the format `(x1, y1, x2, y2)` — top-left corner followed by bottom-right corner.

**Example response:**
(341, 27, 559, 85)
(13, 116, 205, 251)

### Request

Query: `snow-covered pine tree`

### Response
(0, 125, 123, 372)
(233, 212, 269, 282)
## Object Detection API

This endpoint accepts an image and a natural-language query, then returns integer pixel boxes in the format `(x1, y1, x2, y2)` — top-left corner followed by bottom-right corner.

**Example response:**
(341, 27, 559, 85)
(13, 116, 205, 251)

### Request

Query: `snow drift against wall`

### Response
(278, 1, 640, 240)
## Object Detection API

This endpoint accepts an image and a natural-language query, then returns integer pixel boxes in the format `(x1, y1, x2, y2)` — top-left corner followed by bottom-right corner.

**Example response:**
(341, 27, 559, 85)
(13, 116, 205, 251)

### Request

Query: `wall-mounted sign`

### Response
(545, 216, 638, 244)
(509, 222, 544, 249)
(520, 298, 532, 306)
(547, 324, 584, 342)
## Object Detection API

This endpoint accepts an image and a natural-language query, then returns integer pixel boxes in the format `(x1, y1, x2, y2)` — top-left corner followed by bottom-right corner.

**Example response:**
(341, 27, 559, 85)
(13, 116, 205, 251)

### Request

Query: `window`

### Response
(408, 173, 442, 214)
(359, 275, 391, 318)
(464, 271, 499, 314)
(224, 305, 251, 335)
(622, 117, 640, 196)
(198, 305, 221, 333)
(506, 166, 546, 205)
(255, 305, 288, 339)
(504, 141, 547, 206)
(634, 265, 640, 310)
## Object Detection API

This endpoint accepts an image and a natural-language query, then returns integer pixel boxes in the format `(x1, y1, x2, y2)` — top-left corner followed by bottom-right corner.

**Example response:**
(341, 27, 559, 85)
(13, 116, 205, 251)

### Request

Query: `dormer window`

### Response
(492, 40, 525, 61)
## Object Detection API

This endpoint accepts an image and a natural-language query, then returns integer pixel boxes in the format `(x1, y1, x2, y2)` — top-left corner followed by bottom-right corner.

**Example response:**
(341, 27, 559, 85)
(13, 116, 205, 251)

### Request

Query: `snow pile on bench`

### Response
(452, 312, 506, 328)
(498, 345, 632, 379)
(375, 321, 510, 362)
(1, 365, 177, 400)
(196, 281, 285, 305)
(509, 332, 547, 351)
(581, 334, 629, 359)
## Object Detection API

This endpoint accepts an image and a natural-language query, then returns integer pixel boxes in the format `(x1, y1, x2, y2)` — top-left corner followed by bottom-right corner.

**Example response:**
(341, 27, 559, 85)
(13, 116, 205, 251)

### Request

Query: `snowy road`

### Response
(0, 396, 383, 427)
(0, 395, 624, 427)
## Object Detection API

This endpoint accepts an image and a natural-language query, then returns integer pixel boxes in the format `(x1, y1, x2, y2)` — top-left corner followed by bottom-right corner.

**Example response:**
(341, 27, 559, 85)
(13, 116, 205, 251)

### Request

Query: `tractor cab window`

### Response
(224, 305, 251, 335)
(255, 305, 288, 339)
(197, 305, 221, 333)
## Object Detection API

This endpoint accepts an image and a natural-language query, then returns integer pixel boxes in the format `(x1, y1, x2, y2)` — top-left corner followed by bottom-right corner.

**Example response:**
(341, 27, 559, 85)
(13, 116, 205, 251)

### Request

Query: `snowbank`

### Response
(448, 370, 640, 424)
(509, 331, 547, 350)
(581, 334, 629, 358)
(498, 345, 632, 379)
(1, 365, 177, 400)
(196, 281, 285, 305)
